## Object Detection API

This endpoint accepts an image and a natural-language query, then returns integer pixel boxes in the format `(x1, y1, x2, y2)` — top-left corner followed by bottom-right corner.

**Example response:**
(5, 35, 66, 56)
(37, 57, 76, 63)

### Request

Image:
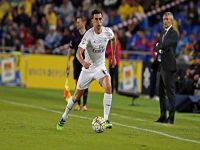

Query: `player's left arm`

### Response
(110, 35, 117, 68)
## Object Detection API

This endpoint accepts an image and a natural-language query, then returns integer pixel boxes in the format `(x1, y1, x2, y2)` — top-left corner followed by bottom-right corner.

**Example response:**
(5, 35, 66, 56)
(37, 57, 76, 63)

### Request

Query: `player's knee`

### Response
(104, 84, 112, 94)
(73, 90, 83, 102)
(72, 95, 78, 102)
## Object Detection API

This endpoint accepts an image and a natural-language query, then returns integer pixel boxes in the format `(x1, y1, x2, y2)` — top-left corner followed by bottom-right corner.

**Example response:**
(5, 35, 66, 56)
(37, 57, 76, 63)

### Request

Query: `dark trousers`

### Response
(158, 67, 176, 121)
(149, 69, 158, 98)
(109, 64, 119, 93)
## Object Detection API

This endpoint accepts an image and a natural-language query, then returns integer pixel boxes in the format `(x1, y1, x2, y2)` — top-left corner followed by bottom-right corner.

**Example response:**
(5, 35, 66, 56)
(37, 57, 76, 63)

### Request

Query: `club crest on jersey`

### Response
(81, 38, 86, 44)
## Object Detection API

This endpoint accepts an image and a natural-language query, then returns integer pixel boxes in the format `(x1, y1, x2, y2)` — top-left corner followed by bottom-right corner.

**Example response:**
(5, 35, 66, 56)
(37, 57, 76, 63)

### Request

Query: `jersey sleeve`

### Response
(78, 30, 90, 49)
(106, 27, 114, 40)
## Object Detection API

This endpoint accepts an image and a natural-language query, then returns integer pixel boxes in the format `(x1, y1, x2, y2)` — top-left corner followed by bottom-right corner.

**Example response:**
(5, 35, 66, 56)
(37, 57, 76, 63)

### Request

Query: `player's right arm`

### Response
(77, 30, 91, 69)
(76, 47, 91, 69)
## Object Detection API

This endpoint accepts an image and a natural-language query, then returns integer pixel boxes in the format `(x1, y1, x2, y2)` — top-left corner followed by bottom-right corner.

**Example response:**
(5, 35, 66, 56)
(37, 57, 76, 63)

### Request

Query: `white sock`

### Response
(103, 93, 112, 121)
(62, 96, 74, 120)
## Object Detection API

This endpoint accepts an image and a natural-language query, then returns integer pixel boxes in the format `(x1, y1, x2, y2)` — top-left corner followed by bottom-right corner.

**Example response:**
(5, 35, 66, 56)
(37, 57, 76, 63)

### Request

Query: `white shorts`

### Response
(76, 65, 110, 90)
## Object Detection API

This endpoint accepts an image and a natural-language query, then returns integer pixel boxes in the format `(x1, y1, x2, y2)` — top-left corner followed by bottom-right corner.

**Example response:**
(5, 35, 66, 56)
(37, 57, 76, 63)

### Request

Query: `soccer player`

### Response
(66, 16, 89, 111)
(57, 9, 116, 130)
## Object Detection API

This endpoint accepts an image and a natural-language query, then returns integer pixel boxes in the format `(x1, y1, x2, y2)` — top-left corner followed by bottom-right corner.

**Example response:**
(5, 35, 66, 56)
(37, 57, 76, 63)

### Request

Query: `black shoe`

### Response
(166, 118, 174, 124)
(155, 117, 167, 123)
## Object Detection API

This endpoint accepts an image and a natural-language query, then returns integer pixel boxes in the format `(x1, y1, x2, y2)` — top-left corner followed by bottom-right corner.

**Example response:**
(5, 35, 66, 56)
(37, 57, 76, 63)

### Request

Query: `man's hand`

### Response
(66, 65, 70, 77)
(158, 49, 163, 54)
(111, 57, 116, 68)
(83, 61, 91, 69)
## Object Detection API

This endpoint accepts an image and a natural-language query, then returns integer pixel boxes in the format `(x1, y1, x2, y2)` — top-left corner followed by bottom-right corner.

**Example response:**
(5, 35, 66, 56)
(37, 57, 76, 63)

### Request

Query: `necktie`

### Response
(162, 30, 167, 42)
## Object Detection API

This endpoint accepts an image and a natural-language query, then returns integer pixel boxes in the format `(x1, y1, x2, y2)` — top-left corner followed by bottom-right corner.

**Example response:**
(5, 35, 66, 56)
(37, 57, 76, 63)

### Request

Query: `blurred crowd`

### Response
(0, 0, 199, 57)
(0, 1, 199, 58)
(176, 59, 200, 95)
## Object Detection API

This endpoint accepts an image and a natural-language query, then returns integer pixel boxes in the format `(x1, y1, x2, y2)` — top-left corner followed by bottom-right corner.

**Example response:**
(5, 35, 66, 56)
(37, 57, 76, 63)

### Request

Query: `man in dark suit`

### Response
(155, 12, 179, 124)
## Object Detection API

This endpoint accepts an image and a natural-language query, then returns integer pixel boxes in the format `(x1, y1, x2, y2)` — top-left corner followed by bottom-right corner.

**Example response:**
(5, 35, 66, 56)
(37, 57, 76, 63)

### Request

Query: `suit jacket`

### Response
(158, 27, 178, 72)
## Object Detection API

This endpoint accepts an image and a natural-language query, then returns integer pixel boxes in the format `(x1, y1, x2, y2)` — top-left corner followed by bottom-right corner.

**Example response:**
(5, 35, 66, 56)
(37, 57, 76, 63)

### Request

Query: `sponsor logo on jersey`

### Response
(93, 45, 105, 53)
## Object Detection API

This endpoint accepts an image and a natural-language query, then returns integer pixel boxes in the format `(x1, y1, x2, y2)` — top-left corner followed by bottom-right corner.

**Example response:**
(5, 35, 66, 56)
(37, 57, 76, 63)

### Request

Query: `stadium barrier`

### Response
(21, 54, 105, 92)
(1, 53, 198, 111)
(0, 53, 20, 86)
(119, 60, 142, 93)
(0, 54, 143, 94)
(118, 60, 142, 104)
(141, 61, 152, 95)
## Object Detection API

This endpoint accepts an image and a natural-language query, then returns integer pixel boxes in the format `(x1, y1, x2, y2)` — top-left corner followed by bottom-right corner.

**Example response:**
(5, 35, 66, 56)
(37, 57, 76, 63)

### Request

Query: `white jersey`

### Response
(78, 26, 114, 70)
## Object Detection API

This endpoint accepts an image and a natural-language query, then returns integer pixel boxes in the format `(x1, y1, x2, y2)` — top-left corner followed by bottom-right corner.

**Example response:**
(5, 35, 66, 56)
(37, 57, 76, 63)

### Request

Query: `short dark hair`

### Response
(91, 9, 103, 18)
(76, 16, 86, 22)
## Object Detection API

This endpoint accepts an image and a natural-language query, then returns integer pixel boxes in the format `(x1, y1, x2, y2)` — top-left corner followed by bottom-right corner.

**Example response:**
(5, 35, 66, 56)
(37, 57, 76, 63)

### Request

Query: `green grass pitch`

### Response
(0, 86, 199, 150)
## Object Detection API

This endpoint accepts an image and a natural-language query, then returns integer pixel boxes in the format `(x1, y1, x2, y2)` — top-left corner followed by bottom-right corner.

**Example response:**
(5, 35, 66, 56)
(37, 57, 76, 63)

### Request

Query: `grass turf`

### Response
(0, 86, 199, 150)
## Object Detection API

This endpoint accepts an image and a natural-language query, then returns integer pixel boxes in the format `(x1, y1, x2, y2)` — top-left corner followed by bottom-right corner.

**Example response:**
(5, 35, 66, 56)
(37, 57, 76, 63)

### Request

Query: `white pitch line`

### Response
(0, 99, 200, 145)
(111, 113, 146, 122)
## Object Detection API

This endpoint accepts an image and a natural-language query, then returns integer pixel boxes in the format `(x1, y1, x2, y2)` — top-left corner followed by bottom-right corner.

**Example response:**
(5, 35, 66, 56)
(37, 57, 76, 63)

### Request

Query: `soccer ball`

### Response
(92, 116, 105, 133)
